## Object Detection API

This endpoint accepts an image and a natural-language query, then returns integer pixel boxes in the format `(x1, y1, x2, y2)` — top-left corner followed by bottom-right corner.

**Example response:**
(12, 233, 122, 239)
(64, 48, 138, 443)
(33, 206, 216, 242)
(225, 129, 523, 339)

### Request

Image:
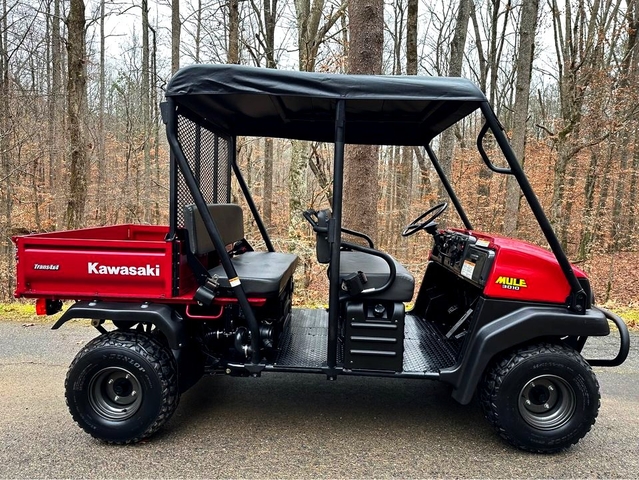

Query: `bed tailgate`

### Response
(13, 225, 175, 300)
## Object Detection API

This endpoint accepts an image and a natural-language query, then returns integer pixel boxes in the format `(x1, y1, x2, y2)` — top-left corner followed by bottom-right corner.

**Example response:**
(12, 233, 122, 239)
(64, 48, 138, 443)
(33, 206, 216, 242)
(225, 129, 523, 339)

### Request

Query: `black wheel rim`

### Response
(88, 367, 143, 421)
(518, 374, 576, 430)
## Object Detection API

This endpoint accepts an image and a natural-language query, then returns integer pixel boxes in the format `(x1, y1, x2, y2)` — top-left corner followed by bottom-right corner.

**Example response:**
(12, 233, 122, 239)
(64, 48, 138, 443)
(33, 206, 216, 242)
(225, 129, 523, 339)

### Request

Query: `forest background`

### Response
(1, 0, 639, 316)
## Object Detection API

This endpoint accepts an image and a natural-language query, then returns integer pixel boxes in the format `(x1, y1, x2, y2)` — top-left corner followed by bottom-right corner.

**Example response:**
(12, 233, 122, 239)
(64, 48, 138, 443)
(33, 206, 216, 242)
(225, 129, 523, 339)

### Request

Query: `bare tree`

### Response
(289, 0, 346, 234)
(97, 0, 107, 224)
(503, 0, 539, 236)
(437, 0, 471, 198)
(343, 0, 383, 241)
(228, 0, 239, 63)
(393, 0, 418, 254)
(172, 0, 180, 73)
(65, 0, 88, 229)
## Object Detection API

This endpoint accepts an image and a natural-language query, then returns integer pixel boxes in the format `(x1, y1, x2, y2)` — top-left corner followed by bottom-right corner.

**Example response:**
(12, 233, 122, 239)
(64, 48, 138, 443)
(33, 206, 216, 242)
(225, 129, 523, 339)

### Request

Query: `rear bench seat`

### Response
(183, 204, 298, 297)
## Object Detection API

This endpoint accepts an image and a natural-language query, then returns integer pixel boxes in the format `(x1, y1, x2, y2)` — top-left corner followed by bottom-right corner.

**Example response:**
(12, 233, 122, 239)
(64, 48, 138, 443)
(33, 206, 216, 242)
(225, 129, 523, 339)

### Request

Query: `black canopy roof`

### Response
(166, 64, 488, 146)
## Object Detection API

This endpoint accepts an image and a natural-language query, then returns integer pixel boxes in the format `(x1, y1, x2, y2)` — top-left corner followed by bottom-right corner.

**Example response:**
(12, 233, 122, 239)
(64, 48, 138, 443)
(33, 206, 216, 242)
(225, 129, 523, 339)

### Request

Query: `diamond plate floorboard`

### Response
(403, 315, 459, 373)
(275, 309, 457, 373)
(275, 309, 333, 368)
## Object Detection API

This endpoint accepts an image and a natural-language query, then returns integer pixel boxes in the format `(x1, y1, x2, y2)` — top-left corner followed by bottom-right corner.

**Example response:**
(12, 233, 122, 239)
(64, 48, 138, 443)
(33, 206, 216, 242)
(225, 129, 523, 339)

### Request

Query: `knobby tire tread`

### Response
(479, 342, 600, 454)
(65, 331, 179, 444)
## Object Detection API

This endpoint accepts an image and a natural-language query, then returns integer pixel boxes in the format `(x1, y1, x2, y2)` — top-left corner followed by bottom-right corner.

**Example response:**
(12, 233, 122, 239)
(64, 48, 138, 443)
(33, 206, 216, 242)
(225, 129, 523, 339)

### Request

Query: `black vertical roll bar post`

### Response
(326, 100, 346, 375)
(164, 99, 262, 365)
(479, 103, 587, 313)
(230, 148, 275, 252)
(424, 144, 473, 230)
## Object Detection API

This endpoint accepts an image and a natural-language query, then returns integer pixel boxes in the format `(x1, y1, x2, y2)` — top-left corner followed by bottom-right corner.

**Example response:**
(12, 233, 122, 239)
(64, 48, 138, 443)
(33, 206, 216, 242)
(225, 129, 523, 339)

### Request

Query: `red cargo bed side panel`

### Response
(13, 225, 175, 300)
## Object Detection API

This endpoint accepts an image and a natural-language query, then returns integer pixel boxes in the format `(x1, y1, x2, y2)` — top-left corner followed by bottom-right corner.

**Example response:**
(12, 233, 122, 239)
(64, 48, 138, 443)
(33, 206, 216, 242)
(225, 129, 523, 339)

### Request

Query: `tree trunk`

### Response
(290, 0, 346, 240)
(97, 0, 106, 224)
(503, 0, 539, 236)
(50, 0, 62, 225)
(261, 1, 277, 226)
(394, 0, 418, 254)
(172, 0, 180, 73)
(343, 0, 383, 241)
(228, 0, 239, 64)
(65, 0, 88, 229)
(437, 0, 471, 198)
(263, 137, 273, 226)
(1, 0, 10, 234)
(142, 0, 151, 223)
(195, 0, 201, 62)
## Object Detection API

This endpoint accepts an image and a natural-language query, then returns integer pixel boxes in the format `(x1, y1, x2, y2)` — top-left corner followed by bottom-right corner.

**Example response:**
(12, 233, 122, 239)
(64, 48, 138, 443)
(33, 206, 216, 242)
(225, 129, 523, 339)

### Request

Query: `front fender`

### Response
(440, 305, 609, 405)
(53, 300, 186, 350)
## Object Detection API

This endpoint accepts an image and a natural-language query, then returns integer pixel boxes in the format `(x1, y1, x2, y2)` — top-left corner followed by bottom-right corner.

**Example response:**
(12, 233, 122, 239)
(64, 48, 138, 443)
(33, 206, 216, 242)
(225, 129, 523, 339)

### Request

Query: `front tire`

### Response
(65, 331, 179, 444)
(480, 343, 600, 453)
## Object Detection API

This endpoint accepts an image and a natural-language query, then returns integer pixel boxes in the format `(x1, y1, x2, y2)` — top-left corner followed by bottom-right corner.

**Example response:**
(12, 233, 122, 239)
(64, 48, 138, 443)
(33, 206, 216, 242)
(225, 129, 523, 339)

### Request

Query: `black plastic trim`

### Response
(52, 301, 186, 350)
(440, 305, 610, 404)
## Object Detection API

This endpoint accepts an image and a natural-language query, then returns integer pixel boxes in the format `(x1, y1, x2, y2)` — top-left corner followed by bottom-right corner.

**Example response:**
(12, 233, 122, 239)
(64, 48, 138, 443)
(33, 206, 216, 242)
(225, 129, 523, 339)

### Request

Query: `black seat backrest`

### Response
(316, 209, 331, 263)
(183, 204, 244, 255)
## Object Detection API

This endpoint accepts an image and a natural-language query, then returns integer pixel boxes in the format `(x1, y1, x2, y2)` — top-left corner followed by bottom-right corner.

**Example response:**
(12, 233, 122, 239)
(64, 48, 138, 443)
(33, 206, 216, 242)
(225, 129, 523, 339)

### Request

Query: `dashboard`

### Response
(430, 230, 495, 288)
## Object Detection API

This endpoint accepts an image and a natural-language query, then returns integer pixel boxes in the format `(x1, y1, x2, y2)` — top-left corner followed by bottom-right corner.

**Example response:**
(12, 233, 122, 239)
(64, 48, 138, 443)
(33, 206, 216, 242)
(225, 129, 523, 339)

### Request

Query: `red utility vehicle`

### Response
(13, 65, 629, 452)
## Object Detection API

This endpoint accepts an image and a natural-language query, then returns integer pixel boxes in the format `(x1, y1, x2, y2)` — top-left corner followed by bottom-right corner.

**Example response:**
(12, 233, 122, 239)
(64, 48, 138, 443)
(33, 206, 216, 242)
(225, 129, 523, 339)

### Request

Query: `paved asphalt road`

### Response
(0, 320, 637, 479)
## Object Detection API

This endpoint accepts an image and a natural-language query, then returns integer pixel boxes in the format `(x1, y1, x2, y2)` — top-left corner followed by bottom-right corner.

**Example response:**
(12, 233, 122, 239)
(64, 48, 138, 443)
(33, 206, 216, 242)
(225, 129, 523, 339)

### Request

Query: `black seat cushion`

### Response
(339, 251, 414, 301)
(208, 252, 298, 296)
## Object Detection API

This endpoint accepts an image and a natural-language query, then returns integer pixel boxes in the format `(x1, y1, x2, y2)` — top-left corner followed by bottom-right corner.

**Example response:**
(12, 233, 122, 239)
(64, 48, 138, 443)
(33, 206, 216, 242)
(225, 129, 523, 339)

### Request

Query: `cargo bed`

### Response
(13, 225, 195, 301)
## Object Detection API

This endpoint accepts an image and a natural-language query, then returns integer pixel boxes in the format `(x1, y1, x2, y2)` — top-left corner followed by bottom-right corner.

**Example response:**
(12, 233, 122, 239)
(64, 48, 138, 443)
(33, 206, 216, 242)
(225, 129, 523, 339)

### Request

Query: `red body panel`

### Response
(13, 225, 196, 301)
(468, 231, 586, 304)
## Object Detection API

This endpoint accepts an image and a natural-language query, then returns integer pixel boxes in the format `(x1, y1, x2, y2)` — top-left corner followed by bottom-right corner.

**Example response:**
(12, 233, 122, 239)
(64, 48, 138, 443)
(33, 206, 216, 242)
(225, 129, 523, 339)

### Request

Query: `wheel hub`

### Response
(89, 367, 143, 420)
(518, 374, 576, 430)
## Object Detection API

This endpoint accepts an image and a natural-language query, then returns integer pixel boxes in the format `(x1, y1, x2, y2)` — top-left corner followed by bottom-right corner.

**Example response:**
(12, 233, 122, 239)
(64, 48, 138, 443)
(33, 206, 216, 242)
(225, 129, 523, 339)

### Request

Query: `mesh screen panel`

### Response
(176, 113, 231, 227)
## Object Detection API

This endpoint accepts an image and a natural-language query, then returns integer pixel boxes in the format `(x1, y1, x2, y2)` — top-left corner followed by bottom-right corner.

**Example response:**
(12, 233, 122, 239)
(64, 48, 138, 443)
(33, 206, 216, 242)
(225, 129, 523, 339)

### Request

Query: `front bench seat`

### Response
(307, 209, 415, 302)
(339, 251, 414, 302)
(183, 204, 298, 297)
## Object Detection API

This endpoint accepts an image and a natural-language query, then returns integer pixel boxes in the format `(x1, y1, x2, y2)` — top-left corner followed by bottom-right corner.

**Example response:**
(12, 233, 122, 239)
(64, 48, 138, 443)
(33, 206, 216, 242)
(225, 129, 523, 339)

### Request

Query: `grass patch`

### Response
(601, 303, 639, 329)
(0, 302, 37, 320)
(0, 301, 67, 324)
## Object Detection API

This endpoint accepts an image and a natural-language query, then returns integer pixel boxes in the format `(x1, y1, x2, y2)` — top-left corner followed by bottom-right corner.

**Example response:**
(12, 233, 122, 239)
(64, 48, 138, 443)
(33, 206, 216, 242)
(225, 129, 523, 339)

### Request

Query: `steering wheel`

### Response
(401, 202, 448, 237)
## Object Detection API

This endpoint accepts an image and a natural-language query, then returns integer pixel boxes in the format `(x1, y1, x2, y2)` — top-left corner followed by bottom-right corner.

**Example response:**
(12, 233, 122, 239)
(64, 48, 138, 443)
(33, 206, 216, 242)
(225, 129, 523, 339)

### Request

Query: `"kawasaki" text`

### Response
(88, 263, 160, 276)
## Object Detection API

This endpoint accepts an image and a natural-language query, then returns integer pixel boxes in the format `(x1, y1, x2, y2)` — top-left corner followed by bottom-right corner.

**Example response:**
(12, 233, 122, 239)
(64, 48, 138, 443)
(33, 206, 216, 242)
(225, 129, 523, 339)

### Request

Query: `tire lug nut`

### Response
(525, 399, 531, 405)
(544, 403, 550, 409)
(114, 395, 120, 401)
(131, 390, 137, 396)
(125, 374, 130, 380)
(548, 385, 554, 391)
(108, 379, 114, 384)
(530, 382, 535, 387)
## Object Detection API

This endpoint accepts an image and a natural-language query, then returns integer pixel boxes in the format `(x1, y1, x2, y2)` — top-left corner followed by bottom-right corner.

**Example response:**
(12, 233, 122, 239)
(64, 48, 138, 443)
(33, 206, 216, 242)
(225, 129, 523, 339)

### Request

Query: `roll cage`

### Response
(161, 63, 588, 372)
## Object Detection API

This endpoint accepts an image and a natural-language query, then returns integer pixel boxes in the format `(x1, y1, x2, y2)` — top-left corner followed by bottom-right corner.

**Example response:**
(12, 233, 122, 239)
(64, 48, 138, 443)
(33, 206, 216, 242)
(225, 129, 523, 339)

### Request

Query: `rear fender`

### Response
(52, 300, 186, 350)
(440, 306, 609, 405)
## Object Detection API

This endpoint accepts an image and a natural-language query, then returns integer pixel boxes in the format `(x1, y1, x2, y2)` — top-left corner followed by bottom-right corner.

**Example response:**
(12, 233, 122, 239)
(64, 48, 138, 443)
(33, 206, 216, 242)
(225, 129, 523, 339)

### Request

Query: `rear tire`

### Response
(65, 331, 179, 444)
(480, 343, 599, 453)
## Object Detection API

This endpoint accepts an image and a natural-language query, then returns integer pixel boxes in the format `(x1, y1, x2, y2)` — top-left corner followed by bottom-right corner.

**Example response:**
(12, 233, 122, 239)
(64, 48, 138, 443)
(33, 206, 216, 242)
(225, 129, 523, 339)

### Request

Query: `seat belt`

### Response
(341, 271, 368, 295)
(182, 229, 219, 305)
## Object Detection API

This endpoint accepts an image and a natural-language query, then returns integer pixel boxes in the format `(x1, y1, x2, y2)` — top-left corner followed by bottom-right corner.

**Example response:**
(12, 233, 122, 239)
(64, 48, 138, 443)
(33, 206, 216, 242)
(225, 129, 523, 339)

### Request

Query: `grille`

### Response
(175, 113, 231, 227)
